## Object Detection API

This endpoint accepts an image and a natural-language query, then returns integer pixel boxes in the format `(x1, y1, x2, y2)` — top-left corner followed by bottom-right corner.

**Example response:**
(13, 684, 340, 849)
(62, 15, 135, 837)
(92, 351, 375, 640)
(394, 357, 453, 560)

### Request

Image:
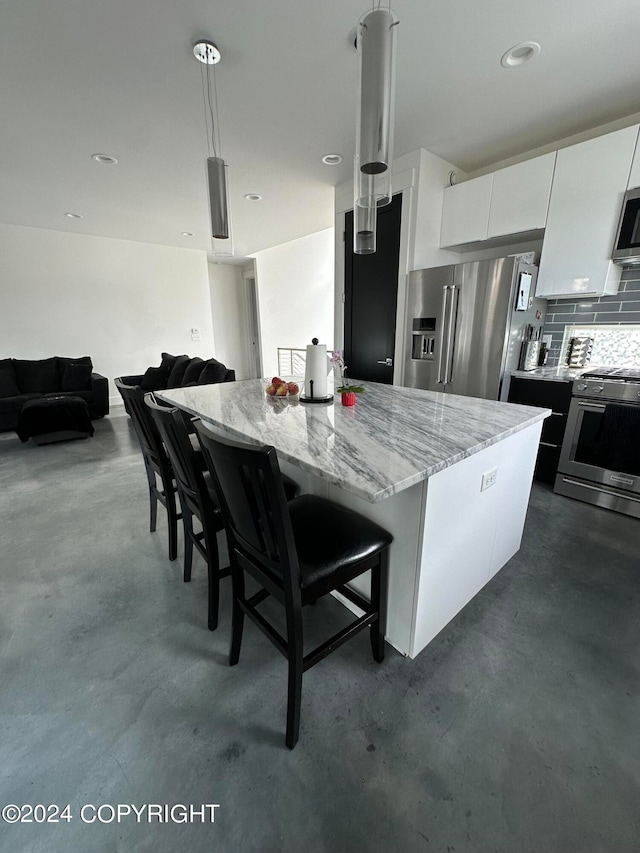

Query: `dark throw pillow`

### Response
(0, 369, 19, 398)
(182, 357, 205, 385)
(140, 365, 171, 392)
(160, 352, 179, 373)
(61, 362, 93, 392)
(166, 355, 190, 388)
(14, 357, 60, 393)
(198, 359, 228, 385)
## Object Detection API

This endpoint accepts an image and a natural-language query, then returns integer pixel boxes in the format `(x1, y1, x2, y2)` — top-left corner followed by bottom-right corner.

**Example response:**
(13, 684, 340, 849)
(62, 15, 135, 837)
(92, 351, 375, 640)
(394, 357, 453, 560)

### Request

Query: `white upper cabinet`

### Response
(440, 174, 492, 247)
(627, 133, 640, 189)
(536, 125, 639, 299)
(487, 153, 556, 238)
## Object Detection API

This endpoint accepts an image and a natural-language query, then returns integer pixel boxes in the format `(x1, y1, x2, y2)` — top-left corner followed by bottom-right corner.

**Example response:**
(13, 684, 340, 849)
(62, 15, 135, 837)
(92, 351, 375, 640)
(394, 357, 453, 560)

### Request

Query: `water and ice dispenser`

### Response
(411, 317, 436, 360)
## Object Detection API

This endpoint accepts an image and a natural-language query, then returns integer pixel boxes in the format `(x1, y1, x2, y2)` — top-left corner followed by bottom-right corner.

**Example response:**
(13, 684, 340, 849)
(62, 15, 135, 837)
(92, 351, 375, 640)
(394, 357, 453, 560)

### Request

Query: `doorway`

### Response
(344, 193, 402, 384)
(243, 269, 263, 379)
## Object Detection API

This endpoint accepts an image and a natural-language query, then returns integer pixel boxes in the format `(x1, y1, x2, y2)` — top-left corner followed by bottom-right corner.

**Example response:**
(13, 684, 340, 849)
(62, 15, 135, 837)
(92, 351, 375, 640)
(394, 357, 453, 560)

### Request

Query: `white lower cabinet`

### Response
(536, 125, 639, 299)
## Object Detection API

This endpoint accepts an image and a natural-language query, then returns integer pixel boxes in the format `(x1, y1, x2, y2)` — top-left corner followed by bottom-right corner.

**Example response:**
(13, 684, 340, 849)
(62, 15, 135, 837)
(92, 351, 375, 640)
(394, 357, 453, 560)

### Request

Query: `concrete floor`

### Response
(0, 409, 638, 853)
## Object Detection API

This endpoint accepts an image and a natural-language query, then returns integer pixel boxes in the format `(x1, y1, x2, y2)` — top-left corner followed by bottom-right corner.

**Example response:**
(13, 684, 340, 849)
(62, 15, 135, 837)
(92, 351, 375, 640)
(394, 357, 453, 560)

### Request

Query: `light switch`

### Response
(191, 327, 201, 341)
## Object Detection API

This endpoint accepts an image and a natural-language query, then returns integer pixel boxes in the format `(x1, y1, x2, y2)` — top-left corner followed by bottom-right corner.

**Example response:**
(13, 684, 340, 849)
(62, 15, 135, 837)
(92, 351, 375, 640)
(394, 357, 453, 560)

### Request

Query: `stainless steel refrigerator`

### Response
(403, 256, 546, 401)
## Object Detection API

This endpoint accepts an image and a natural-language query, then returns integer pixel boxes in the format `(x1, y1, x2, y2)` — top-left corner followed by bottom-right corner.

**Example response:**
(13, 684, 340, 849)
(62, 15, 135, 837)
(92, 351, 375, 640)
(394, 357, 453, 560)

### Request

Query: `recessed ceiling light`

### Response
(322, 153, 343, 165)
(64, 212, 83, 219)
(501, 42, 541, 68)
(91, 153, 118, 165)
(181, 231, 194, 237)
(244, 193, 262, 201)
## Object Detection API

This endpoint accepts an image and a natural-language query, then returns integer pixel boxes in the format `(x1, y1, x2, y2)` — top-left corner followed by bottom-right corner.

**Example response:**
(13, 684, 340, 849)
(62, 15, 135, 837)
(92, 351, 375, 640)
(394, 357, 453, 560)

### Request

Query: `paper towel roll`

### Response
(304, 341, 328, 399)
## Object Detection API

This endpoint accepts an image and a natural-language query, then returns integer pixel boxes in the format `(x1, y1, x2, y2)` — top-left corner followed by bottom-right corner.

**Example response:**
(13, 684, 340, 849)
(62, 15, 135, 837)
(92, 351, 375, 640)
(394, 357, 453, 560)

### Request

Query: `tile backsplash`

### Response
(543, 268, 640, 366)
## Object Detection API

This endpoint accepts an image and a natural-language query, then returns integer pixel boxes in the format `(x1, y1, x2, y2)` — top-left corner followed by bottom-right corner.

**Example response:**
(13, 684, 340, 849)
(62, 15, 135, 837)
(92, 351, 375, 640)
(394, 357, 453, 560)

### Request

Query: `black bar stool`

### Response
(115, 379, 180, 561)
(195, 422, 392, 750)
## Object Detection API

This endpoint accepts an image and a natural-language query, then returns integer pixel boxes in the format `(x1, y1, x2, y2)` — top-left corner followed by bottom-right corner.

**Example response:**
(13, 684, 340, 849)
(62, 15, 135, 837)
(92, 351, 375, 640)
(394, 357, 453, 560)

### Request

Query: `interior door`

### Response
(344, 193, 402, 383)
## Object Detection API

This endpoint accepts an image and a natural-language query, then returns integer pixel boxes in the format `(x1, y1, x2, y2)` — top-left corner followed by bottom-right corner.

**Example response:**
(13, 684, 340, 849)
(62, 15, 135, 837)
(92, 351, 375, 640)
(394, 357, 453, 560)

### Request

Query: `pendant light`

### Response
(353, 6, 399, 255)
(193, 39, 231, 245)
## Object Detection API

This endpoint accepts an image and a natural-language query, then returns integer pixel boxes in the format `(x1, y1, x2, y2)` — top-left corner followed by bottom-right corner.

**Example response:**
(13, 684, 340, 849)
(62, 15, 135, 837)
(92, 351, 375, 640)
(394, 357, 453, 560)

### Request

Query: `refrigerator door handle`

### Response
(437, 286, 450, 384)
(444, 285, 459, 385)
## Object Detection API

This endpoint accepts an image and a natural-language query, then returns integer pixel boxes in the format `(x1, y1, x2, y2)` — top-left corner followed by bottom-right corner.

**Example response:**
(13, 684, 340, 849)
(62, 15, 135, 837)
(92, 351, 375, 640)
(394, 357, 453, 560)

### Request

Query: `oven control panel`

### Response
(572, 378, 640, 403)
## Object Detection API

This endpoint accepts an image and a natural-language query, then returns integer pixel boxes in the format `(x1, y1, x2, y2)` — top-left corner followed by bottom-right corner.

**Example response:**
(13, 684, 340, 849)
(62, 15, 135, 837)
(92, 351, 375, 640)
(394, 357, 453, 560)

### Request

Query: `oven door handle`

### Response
(577, 401, 606, 410)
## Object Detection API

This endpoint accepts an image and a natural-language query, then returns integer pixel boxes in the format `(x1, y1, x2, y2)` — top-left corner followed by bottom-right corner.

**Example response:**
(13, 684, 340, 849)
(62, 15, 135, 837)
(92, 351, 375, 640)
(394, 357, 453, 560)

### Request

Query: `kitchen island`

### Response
(158, 379, 549, 658)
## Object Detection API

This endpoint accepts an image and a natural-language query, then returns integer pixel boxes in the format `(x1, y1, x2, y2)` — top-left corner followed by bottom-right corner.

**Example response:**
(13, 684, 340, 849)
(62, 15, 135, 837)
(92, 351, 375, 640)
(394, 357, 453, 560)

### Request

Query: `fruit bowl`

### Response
(265, 377, 300, 398)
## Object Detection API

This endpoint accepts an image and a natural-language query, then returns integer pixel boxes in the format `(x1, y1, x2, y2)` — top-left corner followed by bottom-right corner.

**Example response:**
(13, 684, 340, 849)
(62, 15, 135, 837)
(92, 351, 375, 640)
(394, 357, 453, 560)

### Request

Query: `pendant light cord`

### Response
(200, 56, 220, 159)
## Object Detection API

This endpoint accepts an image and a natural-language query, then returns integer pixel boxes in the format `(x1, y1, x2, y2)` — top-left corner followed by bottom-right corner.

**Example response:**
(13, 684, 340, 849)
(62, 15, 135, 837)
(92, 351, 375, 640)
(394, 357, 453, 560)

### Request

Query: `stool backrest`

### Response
(144, 395, 210, 518)
(115, 379, 168, 472)
(195, 422, 301, 597)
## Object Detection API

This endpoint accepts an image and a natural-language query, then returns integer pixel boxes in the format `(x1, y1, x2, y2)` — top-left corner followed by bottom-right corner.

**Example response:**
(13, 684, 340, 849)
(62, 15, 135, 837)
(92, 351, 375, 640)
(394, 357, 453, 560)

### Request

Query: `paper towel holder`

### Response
(300, 338, 334, 405)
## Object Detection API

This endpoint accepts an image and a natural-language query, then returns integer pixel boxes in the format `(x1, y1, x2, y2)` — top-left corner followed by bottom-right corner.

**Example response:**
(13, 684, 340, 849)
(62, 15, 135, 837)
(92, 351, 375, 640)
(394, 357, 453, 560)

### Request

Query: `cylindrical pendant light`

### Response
(354, 197, 377, 255)
(356, 8, 398, 176)
(353, 7, 398, 254)
(207, 156, 229, 239)
(194, 39, 232, 248)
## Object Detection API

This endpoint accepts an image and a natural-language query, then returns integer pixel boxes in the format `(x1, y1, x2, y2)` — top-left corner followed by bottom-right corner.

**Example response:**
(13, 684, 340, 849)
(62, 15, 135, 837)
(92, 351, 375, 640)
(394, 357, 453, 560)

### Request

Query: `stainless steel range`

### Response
(555, 367, 640, 518)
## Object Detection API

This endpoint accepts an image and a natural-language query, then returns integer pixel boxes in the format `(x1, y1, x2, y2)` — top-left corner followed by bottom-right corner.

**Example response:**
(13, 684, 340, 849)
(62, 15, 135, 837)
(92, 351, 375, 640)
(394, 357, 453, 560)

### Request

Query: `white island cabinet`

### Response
(159, 380, 549, 659)
(536, 125, 639, 299)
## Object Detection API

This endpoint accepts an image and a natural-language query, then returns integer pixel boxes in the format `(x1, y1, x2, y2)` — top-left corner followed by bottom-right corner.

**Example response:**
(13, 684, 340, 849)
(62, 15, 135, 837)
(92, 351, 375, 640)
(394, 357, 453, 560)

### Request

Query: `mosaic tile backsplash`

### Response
(543, 268, 640, 367)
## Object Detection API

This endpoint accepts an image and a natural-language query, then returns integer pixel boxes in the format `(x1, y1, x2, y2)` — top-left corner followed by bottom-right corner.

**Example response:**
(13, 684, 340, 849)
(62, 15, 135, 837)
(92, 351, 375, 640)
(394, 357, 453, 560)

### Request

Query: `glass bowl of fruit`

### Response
(265, 377, 300, 399)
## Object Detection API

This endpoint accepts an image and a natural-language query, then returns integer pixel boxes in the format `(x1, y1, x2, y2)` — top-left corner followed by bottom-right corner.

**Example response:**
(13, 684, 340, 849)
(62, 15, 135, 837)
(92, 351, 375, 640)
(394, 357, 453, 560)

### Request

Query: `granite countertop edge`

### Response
(161, 394, 550, 504)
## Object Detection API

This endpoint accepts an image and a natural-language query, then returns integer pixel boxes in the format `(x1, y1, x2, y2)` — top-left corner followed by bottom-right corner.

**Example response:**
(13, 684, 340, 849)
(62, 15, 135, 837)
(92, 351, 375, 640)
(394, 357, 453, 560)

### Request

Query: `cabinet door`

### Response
(627, 132, 640, 189)
(488, 153, 556, 238)
(440, 174, 492, 247)
(536, 126, 639, 299)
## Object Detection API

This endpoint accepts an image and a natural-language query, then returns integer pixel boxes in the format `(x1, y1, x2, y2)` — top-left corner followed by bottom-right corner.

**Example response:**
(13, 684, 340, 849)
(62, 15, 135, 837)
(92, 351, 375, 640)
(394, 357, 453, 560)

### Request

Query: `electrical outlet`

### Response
(481, 468, 497, 491)
(191, 327, 201, 341)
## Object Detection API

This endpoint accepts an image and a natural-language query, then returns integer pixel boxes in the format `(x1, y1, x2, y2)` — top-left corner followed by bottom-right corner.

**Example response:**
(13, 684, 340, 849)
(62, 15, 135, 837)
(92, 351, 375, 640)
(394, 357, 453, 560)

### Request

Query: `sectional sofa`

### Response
(0, 356, 109, 432)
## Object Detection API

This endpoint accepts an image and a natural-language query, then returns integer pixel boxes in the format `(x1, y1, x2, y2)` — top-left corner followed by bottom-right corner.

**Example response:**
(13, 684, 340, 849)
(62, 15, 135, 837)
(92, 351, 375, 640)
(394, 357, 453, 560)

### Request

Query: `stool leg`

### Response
(166, 484, 178, 562)
(370, 549, 389, 664)
(285, 610, 304, 750)
(229, 564, 245, 666)
(182, 504, 193, 583)
(145, 463, 158, 533)
(205, 524, 220, 631)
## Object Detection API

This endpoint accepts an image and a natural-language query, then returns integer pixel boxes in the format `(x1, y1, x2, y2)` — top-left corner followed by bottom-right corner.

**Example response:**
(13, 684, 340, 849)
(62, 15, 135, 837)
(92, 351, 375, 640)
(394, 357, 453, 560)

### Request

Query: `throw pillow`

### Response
(13, 357, 60, 393)
(61, 362, 93, 392)
(166, 355, 191, 388)
(0, 369, 19, 398)
(198, 359, 228, 385)
(140, 365, 171, 391)
(160, 352, 179, 373)
(182, 357, 205, 385)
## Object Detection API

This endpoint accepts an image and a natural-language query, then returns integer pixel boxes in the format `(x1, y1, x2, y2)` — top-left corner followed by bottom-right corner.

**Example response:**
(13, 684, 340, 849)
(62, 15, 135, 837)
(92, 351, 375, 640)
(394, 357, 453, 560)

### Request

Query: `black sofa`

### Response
(0, 356, 109, 432)
(117, 352, 235, 397)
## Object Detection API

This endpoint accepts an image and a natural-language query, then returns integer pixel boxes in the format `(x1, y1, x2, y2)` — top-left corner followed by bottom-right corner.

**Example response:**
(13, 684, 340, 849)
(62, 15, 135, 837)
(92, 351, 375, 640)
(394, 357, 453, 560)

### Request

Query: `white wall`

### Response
(0, 223, 215, 405)
(208, 262, 252, 380)
(252, 228, 334, 378)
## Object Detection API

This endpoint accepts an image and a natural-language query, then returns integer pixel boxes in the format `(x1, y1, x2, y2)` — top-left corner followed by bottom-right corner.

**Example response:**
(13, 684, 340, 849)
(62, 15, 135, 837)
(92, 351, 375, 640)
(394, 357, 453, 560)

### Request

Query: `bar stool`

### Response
(195, 422, 392, 749)
(115, 379, 180, 561)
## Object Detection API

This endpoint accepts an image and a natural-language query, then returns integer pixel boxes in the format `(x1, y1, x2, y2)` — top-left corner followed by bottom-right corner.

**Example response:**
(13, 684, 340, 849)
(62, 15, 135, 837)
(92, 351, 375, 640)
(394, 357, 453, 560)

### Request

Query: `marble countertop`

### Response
(512, 366, 587, 383)
(158, 380, 550, 503)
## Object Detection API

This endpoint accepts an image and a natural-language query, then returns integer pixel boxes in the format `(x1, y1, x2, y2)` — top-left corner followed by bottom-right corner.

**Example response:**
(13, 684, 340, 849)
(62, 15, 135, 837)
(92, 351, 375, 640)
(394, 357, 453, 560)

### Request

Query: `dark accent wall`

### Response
(543, 268, 640, 365)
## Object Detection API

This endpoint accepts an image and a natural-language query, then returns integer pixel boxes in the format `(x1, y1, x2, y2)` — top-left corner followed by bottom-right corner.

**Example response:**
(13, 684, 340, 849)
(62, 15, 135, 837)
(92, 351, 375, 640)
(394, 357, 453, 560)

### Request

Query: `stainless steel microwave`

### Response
(612, 186, 640, 265)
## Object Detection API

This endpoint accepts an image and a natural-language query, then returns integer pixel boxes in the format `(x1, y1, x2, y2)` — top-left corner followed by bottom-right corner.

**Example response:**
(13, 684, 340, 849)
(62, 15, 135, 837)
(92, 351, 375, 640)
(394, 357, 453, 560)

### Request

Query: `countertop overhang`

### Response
(158, 380, 550, 503)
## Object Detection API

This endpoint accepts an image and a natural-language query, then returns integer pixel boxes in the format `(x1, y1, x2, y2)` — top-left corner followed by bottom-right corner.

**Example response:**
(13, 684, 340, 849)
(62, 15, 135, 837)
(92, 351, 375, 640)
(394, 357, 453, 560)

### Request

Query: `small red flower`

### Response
(341, 392, 356, 407)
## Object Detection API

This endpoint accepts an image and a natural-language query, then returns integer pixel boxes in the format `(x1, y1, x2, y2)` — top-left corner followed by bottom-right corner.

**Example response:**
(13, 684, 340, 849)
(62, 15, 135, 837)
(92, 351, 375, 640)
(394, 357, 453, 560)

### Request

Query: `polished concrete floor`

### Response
(0, 410, 638, 853)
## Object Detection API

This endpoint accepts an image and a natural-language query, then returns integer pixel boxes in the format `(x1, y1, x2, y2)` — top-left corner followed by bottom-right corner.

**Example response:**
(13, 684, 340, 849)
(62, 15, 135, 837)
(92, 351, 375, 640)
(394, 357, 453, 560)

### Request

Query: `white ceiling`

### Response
(2, 0, 640, 261)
